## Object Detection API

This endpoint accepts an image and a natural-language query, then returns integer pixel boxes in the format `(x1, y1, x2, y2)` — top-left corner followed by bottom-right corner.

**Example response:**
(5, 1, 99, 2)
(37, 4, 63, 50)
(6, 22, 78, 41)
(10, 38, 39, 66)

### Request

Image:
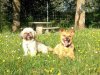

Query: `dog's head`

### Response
(59, 27, 75, 47)
(20, 28, 36, 40)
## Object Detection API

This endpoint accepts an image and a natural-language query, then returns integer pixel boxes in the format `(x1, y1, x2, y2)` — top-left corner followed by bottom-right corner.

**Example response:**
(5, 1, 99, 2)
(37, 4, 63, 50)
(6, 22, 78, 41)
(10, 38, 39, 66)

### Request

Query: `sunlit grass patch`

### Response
(0, 28, 100, 75)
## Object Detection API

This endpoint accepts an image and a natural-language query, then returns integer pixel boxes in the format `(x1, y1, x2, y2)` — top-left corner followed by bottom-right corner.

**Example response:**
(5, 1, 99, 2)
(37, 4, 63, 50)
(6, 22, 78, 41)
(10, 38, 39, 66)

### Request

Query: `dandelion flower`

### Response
(44, 69, 49, 73)
(57, 70, 61, 75)
(6, 69, 10, 72)
(3, 60, 5, 62)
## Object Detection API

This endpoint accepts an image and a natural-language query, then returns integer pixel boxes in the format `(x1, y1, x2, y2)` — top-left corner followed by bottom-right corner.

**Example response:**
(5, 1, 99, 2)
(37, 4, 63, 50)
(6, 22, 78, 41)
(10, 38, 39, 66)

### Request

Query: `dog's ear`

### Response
(69, 27, 75, 36)
(59, 28, 66, 32)
(32, 30, 37, 39)
(20, 31, 24, 39)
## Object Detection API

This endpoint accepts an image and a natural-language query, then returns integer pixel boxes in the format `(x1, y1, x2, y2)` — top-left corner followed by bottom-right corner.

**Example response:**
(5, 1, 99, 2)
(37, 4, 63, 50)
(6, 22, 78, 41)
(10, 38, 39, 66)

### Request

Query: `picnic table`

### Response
(28, 22, 59, 34)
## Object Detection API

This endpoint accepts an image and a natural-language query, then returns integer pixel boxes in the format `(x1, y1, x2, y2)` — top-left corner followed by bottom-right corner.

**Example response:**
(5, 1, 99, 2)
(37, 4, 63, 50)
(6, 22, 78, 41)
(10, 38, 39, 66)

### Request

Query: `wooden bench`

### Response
(28, 22, 59, 34)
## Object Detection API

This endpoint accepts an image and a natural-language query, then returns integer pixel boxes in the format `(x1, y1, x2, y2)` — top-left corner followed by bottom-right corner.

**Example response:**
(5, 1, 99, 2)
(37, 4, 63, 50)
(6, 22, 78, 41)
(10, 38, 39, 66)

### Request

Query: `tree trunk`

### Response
(12, 0, 20, 32)
(75, 0, 85, 29)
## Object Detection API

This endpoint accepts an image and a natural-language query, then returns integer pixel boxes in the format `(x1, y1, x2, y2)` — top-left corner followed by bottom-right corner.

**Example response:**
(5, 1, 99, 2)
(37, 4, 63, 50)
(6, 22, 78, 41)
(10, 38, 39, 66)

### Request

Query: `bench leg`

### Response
(36, 26, 43, 34)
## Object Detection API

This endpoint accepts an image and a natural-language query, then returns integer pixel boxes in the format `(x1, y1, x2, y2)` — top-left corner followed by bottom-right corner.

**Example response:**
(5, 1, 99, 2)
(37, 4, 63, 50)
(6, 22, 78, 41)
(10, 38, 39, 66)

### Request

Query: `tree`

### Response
(75, 0, 85, 29)
(12, 0, 20, 32)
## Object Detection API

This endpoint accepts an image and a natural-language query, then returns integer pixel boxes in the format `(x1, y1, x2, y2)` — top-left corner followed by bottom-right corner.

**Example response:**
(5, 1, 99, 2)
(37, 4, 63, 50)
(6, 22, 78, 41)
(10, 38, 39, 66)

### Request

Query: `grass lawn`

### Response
(0, 28, 100, 75)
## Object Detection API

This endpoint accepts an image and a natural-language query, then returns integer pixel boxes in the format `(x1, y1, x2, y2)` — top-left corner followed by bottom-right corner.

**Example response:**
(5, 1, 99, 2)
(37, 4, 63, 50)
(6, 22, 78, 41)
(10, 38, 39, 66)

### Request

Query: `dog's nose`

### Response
(27, 33, 30, 35)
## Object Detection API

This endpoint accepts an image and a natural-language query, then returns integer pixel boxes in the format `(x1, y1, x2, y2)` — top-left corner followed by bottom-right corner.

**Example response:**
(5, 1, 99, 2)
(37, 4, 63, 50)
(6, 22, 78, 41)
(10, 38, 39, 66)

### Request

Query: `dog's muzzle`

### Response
(25, 33, 33, 40)
(62, 37, 71, 47)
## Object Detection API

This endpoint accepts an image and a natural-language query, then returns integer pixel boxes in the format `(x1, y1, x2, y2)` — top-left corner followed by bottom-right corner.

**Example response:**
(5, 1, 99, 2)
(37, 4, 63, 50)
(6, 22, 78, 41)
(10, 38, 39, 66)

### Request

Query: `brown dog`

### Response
(53, 27, 75, 59)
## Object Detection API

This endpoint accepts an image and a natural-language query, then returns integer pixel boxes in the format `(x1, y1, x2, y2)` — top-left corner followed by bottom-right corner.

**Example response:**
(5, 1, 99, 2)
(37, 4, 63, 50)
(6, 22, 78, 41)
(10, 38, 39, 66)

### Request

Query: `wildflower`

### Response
(17, 57, 20, 59)
(7, 44, 9, 47)
(57, 70, 61, 75)
(5, 35, 8, 38)
(50, 68, 54, 73)
(3, 60, 5, 62)
(78, 50, 80, 52)
(20, 43, 22, 45)
(89, 68, 91, 71)
(53, 60, 55, 62)
(86, 64, 88, 67)
(95, 51, 98, 53)
(18, 49, 20, 51)
(6, 69, 10, 72)
(12, 50, 16, 53)
(44, 69, 49, 73)
(47, 55, 49, 57)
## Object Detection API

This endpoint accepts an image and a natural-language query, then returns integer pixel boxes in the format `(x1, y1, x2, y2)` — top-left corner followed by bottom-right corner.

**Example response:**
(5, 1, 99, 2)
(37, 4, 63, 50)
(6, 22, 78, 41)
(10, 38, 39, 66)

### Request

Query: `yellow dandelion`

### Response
(50, 68, 54, 73)
(47, 55, 49, 57)
(6, 69, 10, 72)
(44, 69, 49, 73)
(98, 40, 100, 42)
(57, 70, 61, 75)
(3, 60, 5, 62)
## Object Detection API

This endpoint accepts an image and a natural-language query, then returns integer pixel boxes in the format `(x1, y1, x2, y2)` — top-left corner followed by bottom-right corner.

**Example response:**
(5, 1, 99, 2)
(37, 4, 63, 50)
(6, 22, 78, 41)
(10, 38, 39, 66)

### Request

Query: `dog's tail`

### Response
(47, 46, 53, 52)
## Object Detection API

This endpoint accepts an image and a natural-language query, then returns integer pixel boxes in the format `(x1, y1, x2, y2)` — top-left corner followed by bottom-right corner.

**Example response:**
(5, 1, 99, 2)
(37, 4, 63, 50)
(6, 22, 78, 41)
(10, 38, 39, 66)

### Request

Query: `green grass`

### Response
(0, 28, 100, 75)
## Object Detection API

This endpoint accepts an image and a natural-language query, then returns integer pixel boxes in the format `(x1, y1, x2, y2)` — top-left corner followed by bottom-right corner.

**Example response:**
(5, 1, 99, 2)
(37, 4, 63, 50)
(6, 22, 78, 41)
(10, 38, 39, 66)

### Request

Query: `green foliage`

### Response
(85, 0, 100, 12)
(58, 19, 74, 28)
(50, 0, 76, 12)
(0, 29, 100, 75)
(27, 16, 33, 22)
(0, 0, 100, 31)
(86, 12, 100, 28)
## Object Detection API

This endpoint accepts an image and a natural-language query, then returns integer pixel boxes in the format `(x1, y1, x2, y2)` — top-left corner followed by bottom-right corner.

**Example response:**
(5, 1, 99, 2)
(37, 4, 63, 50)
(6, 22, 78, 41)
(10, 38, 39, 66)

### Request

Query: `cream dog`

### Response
(20, 27, 51, 56)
